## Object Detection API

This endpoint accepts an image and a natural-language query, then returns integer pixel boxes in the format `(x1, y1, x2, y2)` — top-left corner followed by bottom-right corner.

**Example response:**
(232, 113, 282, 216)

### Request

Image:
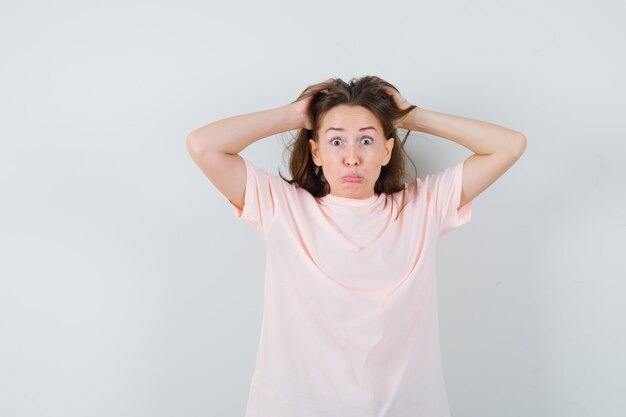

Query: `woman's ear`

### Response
(382, 137, 394, 166)
(309, 139, 322, 166)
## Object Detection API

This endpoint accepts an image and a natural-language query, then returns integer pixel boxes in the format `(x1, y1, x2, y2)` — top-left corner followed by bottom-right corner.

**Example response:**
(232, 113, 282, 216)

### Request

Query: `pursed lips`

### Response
(341, 174, 363, 182)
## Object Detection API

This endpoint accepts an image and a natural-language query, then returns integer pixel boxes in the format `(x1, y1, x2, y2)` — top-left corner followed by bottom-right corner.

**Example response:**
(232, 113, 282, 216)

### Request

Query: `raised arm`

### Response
(381, 82, 526, 209)
(401, 107, 526, 208)
(185, 104, 305, 210)
(185, 78, 337, 209)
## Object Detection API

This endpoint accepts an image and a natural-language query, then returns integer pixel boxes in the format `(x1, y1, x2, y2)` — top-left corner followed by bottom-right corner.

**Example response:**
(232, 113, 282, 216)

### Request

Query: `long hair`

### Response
(278, 75, 418, 199)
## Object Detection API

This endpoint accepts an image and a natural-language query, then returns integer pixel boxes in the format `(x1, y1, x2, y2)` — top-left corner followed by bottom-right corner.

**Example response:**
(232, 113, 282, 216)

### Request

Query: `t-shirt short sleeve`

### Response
(226, 157, 278, 237)
(422, 160, 474, 237)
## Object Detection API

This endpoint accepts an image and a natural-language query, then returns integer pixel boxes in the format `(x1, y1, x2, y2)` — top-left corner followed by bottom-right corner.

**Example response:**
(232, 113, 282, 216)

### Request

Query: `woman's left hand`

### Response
(380, 84, 416, 129)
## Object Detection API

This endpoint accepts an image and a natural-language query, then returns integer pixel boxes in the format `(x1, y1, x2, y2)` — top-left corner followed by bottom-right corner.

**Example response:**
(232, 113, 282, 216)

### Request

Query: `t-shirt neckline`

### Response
(319, 192, 380, 207)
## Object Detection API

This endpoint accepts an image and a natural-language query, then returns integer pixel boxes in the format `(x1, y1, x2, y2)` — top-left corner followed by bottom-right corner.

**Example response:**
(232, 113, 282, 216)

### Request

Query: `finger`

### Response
(323, 78, 336, 87)
(379, 85, 394, 96)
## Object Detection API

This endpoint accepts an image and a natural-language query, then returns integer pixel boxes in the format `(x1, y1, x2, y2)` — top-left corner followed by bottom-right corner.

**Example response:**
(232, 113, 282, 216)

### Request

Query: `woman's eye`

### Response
(362, 137, 373, 145)
(331, 138, 341, 146)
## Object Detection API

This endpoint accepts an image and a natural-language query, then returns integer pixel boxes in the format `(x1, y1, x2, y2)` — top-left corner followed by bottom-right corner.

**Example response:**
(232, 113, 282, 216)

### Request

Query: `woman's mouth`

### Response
(342, 175, 363, 183)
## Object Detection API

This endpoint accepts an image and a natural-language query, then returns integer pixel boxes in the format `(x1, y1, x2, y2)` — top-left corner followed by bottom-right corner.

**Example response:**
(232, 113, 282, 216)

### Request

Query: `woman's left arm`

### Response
(382, 85, 527, 207)
(400, 107, 526, 156)
(403, 107, 527, 208)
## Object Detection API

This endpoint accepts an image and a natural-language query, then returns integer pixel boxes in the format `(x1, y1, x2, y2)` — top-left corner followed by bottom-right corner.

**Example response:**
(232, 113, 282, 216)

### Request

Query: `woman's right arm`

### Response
(185, 104, 305, 211)
(186, 78, 334, 210)
(187, 104, 305, 156)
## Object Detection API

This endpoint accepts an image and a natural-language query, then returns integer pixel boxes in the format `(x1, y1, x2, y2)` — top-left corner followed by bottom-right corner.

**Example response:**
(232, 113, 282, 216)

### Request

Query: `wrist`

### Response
(401, 107, 425, 131)
(286, 102, 309, 130)
(279, 103, 306, 131)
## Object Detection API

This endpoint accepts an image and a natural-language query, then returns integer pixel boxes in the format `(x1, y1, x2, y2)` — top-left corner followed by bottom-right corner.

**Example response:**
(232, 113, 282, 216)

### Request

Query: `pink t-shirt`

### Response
(227, 156, 474, 417)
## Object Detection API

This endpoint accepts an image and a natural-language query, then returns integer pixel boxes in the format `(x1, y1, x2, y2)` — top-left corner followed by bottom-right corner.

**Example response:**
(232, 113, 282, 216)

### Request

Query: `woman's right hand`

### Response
(291, 78, 337, 130)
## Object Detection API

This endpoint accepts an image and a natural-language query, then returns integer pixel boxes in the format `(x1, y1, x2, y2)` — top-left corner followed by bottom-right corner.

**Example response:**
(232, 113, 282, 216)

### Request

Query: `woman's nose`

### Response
(344, 146, 359, 165)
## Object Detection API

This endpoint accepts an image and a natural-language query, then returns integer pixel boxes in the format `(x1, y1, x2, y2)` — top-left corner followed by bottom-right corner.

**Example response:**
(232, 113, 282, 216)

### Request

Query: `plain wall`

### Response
(1, 0, 624, 416)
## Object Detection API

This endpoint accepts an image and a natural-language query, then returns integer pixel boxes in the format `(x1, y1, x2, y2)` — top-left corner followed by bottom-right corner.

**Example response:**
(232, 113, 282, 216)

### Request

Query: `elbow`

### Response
(504, 132, 527, 157)
(514, 132, 527, 156)
(186, 132, 203, 156)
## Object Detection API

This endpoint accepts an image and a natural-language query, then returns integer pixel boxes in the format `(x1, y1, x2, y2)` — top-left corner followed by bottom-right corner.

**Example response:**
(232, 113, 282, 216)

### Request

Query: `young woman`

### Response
(186, 76, 526, 416)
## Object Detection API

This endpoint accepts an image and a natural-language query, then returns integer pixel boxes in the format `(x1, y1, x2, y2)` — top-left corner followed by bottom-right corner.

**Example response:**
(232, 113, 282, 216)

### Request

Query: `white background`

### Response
(1, 0, 624, 416)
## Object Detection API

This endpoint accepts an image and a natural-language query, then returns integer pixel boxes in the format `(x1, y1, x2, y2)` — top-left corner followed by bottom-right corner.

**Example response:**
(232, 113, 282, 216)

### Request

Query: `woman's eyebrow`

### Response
(324, 126, 377, 134)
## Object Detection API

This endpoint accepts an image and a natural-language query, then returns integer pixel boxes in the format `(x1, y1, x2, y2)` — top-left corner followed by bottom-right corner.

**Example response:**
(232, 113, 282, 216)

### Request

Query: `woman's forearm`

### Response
(402, 107, 525, 155)
(187, 104, 304, 155)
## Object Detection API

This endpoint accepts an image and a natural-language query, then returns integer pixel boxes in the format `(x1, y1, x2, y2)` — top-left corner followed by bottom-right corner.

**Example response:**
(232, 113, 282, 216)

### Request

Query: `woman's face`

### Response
(309, 105, 394, 200)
